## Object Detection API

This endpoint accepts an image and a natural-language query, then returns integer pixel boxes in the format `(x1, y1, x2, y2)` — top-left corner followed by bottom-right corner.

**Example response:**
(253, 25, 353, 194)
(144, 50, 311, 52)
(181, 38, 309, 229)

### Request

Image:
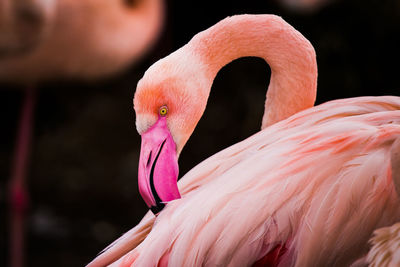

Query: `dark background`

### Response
(1, 0, 399, 266)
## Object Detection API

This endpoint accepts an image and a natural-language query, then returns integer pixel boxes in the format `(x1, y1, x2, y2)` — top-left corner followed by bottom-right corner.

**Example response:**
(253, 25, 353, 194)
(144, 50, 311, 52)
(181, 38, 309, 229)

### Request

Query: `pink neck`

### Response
(189, 15, 318, 128)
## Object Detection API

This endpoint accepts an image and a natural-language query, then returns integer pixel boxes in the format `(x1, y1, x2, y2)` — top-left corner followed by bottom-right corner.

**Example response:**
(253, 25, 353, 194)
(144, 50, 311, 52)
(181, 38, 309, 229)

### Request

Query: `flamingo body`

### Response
(87, 15, 400, 266)
(364, 138, 400, 267)
(89, 96, 400, 267)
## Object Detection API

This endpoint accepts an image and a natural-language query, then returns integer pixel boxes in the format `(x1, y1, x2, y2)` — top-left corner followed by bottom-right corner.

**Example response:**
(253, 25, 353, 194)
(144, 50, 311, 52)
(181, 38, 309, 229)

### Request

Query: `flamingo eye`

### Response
(159, 106, 168, 116)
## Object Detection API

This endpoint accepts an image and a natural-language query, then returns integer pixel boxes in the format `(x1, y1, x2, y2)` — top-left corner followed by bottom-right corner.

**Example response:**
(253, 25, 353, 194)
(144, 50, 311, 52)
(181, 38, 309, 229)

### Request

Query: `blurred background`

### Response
(0, 0, 399, 266)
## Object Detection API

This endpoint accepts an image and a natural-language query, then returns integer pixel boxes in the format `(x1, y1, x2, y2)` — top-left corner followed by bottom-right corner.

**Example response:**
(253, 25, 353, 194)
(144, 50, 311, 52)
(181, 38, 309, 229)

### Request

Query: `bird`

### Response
(1, 1, 164, 267)
(86, 14, 400, 266)
(0, 0, 56, 56)
(0, 0, 164, 83)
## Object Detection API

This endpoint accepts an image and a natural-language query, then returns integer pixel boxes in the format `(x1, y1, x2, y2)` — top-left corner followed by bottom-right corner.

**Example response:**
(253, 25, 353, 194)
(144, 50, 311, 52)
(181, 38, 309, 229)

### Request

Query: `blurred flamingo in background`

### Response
(0, 0, 56, 55)
(0, 0, 164, 266)
(86, 14, 400, 266)
(0, 0, 164, 82)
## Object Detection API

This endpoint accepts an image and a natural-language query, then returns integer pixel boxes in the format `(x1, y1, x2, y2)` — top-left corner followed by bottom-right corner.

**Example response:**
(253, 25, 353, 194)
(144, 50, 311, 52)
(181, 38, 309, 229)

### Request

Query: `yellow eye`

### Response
(159, 106, 168, 116)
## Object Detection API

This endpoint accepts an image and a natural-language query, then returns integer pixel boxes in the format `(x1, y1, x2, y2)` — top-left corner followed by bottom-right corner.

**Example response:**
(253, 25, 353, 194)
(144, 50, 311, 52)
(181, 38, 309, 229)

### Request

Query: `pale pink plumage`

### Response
(367, 222, 400, 266)
(363, 138, 400, 267)
(87, 14, 400, 266)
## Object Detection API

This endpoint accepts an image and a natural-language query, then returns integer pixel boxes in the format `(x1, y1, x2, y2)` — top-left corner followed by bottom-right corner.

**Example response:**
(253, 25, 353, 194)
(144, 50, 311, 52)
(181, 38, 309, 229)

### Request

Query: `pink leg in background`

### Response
(8, 86, 36, 267)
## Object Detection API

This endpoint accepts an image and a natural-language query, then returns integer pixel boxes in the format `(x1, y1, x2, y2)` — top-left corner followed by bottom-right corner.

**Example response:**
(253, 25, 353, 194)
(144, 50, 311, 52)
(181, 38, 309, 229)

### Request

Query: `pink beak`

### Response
(138, 116, 180, 214)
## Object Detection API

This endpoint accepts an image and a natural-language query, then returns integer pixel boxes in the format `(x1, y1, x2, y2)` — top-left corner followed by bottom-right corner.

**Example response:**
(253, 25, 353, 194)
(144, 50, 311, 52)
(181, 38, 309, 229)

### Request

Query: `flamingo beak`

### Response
(138, 116, 180, 214)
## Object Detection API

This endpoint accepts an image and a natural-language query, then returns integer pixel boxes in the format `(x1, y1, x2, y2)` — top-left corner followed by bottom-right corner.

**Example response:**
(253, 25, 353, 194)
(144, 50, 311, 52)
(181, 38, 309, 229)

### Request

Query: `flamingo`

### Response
(0, 0, 56, 55)
(0, 0, 164, 82)
(87, 14, 400, 266)
(1, 0, 164, 266)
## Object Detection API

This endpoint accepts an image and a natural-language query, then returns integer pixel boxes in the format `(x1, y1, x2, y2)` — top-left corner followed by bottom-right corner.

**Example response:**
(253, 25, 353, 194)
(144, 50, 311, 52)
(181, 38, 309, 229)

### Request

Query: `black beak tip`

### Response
(150, 203, 165, 215)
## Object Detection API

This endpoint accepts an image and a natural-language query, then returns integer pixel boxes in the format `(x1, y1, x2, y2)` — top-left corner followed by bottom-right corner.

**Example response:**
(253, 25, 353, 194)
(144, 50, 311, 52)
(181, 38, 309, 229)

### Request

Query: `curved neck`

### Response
(189, 15, 317, 128)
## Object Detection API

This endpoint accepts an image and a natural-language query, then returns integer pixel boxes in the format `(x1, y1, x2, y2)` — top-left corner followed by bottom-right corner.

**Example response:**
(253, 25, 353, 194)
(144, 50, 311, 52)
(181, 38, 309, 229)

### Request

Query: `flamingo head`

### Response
(133, 48, 209, 214)
(0, 0, 56, 56)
